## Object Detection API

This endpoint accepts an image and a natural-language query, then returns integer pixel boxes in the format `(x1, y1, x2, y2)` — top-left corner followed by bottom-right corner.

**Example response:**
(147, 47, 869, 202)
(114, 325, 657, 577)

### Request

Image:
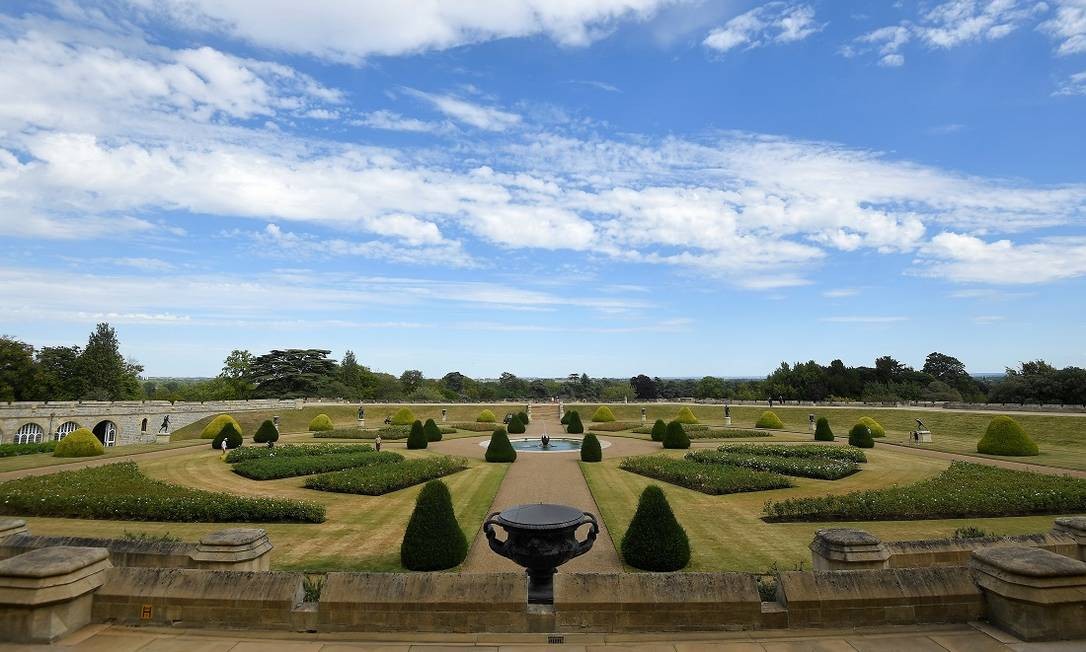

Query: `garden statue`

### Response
(158, 414, 170, 433)
(724, 402, 731, 426)
(441, 408, 447, 423)
(809, 414, 816, 432)
(640, 406, 646, 425)
(273, 415, 280, 431)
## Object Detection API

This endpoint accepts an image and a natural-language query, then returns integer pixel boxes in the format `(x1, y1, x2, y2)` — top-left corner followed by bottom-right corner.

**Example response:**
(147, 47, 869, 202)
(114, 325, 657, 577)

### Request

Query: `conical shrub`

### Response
(391, 407, 416, 425)
(517, 411, 529, 424)
(581, 433, 603, 462)
(591, 406, 616, 422)
(253, 419, 280, 445)
(211, 422, 243, 450)
(566, 410, 584, 434)
(662, 420, 690, 449)
(621, 485, 690, 571)
(560, 411, 570, 425)
(674, 406, 699, 424)
(406, 420, 428, 449)
(477, 409, 497, 423)
(308, 413, 334, 432)
(201, 414, 241, 439)
(755, 411, 784, 429)
(848, 422, 874, 448)
(977, 416, 1039, 456)
(424, 418, 443, 442)
(53, 428, 104, 457)
(507, 414, 526, 434)
(400, 480, 468, 571)
(485, 427, 517, 462)
(858, 416, 885, 438)
(650, 419, 667, 442)
(814, 417, 834, 442)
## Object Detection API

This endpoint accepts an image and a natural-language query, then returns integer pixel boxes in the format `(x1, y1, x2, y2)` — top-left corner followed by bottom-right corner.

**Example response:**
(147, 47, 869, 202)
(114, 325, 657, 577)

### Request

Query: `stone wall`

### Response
(0, 534, 195, 569)
(886, 533, 1078, 568)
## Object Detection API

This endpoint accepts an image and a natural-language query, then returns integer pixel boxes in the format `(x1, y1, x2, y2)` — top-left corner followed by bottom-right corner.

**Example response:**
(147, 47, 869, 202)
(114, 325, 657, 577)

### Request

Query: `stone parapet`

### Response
(319, 572, 528, 632)
(810, 528, 890, 571)
(553, 572, 761, 632)
(1053, 516, 1086, 561)
(970, 546, 1086, 641)
(0, 546, 112, 643)
(777, 566, 983, 629)
(190, 528, 272, 571)
(887, 532, 1078, 568)
(0, 534, 196, 569)
(92, 567, 305, 629)
(0, 518, 27, 540)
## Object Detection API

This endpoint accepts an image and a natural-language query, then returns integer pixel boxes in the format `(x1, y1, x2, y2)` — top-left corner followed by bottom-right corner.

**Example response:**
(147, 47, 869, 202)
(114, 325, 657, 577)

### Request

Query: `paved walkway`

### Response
(5, 622, 1080, 651)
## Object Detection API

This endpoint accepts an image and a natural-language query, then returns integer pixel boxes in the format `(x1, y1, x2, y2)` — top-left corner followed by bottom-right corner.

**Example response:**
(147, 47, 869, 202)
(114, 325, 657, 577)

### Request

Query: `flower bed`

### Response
(225, 443, 372, 463)
(304, 455, 470, 495)
(587, 422, 638, 432)
(449, 422, 501, 432)
(687, 450, 859, 480)
(312, 427, 373, 439)
(763, 461, 1086, 522)
(716, 444, 867, 463)
(0, 462, 325, 523)
(232, 451, 404, 480)
(688, 429, 773, 439)
(632, 423, 710, 434)
(0, 441, 57, 457)
(619, 455, 792, 495)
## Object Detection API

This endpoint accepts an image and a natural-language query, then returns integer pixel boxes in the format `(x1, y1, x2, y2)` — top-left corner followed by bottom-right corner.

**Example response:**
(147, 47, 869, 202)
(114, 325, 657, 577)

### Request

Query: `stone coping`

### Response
(198, 528, 267, 547)
(972, 546, 1086, 578)
(321, 572, 526, 611)
(1, 533, 195, 558)
(554, 572, 760, 607)
(0, 546, 109, 579)
(815, 528, 882, 547)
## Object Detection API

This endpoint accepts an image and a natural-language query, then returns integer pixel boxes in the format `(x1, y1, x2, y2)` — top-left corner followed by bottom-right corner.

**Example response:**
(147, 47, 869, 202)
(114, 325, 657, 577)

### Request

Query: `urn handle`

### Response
(483, 511, 508, 553)
(574, 511, 599, 557)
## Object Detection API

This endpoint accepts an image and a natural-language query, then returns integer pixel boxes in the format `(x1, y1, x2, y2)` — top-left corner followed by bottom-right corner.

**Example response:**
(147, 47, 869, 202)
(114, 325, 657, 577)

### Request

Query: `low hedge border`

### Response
(619, 455, 793, 495)
(687, 450, 860, 480)
(717, 444, 867, 463)
(225, 443, 372, 463)
(232, 451, 404, 481)
(304, 456, 470, 496)
(687, 429, 772, 440)
(449, 422, 503, 432)
(587, 422, 638, 432)
(0, 441, 57, 458)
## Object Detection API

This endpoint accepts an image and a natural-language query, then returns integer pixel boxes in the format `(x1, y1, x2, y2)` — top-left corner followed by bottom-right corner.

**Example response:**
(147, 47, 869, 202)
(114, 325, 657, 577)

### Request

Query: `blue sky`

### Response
(1, 0, 1084, 378)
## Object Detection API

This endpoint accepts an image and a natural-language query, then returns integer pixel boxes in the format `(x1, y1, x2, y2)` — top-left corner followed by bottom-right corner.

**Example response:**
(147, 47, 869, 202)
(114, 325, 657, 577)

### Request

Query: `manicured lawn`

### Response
(0, 439, 207, 474)
(19, 444, 506, 572)
(581, 445, 1073, 572)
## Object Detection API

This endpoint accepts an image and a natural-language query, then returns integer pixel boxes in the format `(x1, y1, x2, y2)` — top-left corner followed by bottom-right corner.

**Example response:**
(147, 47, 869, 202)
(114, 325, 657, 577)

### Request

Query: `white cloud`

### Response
(566, 79, 622, 92)
(916, 233, 1086, 284)
(403, 89, 521, 131)
(127, 0, 678, 62)
(823, 288, 860, 298)
(703, 3, 822, 53)
(1039, 0, 1086, 55)
(351, 110, 445, 133)
(114, 257, 176, 272)
(1055, 70, 1086, 95)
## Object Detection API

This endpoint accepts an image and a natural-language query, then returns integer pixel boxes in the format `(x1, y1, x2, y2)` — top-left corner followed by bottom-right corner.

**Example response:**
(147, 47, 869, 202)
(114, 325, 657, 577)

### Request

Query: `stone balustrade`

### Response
(0, 546, 112, 643)
(809, 528, 890, 570)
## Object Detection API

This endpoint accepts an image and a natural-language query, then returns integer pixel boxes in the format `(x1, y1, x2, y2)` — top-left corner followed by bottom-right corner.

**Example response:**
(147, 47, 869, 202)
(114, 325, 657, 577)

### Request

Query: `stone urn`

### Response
(483, 503, 598, 603)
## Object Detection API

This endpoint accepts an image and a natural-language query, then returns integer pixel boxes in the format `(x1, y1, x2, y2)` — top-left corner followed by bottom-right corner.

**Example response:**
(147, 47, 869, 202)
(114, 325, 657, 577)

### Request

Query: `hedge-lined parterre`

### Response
(303, 455, 470, 496)
(715, 443, 867, 463)
(686, 450, 860, 480)
(225, 443, 372, 463)
(232, 450, 404, 480)
(619, 455, 793, 495)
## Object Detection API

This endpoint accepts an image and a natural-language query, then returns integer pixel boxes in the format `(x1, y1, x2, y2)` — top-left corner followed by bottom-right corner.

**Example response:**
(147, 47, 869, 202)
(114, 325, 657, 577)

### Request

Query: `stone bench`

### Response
(0, 546, 112, 643)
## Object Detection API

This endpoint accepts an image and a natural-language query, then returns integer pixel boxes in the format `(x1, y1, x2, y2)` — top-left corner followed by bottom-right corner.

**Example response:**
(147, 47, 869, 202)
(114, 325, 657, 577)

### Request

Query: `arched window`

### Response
(92, 420, 118, 447)
(55, 421, 80, 441)
(141, 418, 148, 432)
(15, 423, 45, 445)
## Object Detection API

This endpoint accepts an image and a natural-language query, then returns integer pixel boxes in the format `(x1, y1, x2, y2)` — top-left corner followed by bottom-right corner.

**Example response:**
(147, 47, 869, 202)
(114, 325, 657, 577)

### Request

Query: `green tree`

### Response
(630, 374, 658, 399)
(695, 376, 725, 399)
(78, 323, 142, 400)
(400, 480, 468, 570)
(249, 349, 335, 397)
(0, 336, 37, 401)
(662, 420, 690, 449)
(36, 345, 83, 400)
(406, 420, 428, 449)
(424, 418, 443, 442)
(217, 349, 253, 398)
(400, 369, 424, 394)
(650, 419, 667, 442)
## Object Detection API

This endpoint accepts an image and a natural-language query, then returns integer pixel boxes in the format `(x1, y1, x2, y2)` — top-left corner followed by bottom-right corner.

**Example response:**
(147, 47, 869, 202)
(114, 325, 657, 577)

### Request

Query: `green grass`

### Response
(581, 445, 1077, 572)
(0, 439, 208, 474)
(304, 456, 470, 495)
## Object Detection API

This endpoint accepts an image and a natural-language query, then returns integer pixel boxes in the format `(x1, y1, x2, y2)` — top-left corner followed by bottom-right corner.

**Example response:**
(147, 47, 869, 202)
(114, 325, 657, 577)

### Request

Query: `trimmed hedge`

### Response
(0, 441, 57, 457)
(201, 414, 241, 439)
(580, 433, 602, 462)
(588, 421, 636, 432)
(814, 417, 834, 442)
(308, 414, 334, 432)
(566, 411, 584, 434)
(755, 411, 784, 429)
(390, 407, 416, 426)
(477, 409, 497, 423)
(674, 406, 699, 424)
(53, 428, 104, 458)
(621, 485, 690, 571)
(304, 456, 469, 496)
(977, 416, 1039, 456)
(211, 422, 243, 450)
(763, 461, 1086, 522)
(591, 406, 616, 422)
(662, 420, 690, 450)
(687, 450, 859, 480)
(517, 411, 529, 425)
(253, 419, 279, 445)
(619, 455, 792, 495)
(650, 419, 667, 442)
(560, 411, 570, 425)
(406, 420, 428, 450)
(687, 428, 772, 439)
(226, 443, 371, 463)
(233, 451, 403, 480)
(507, 414, 526, 434)
(858, 417, 886, 438)
(401, 480, 468, 571)
(848, 422, 874, 449)
(485, 428, 517, 463)
(423, 418, 443, 442)
(716, 444, 867, 463)
(449, 422, 500, 432)
(0, 462, 325, 523)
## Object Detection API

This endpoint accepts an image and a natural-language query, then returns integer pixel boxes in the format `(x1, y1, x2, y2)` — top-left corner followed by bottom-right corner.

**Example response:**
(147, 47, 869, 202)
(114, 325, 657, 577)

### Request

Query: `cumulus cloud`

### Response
(1039, 0, 1086, 55)
(1055, 70, 1086, 95)
(916, 233, 1086, 284)
(703, 2, 821, 53)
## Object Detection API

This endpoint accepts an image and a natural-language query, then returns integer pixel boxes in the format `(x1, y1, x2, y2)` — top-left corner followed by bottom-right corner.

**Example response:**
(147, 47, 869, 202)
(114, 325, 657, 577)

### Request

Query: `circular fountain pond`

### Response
(477, 437, 611, 453)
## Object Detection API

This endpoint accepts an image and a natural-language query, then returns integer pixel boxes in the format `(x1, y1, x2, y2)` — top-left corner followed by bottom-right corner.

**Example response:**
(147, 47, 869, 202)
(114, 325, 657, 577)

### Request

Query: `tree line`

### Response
(1, 324, 1084, 405)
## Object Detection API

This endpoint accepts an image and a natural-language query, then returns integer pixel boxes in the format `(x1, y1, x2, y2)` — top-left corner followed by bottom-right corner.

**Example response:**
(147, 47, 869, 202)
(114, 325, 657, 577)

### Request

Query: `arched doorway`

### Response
(15, 423, 45, 444)
(55, 421, 80, 441)
(141, 418, 148, 432)
(92, 420, 117, 447)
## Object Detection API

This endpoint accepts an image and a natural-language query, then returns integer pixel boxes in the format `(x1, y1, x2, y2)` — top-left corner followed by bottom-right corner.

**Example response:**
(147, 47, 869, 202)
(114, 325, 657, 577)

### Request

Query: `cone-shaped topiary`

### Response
(477, 409, 497, 423)
(400, 480, 468, 571)
(253, 419, 279, 445)
(566, 410, 584, 434)
(591, 406, 616, 422)
(755, 411, 785, 429)
(201, 414, 241, 439)
(977, 416, 1039, 456)
(53, 428, 104, 457)
(485, 427, 517, 462)
(406, 420, 428, 449)
(517, 411, 529, 424)
(650, 419, 667, 442)
(580, 432, 603, 462)
(390, 407, 415, 425)
(423, 418, 443, 442)
(507, 414, 526, 434)
(674, 406, 699, 424)
(663, 420, 691, 449)
(848, 422, 874, 448)
(814, 417, 834, 442)
(560, 411, 570, 425)
(308, 413, 334, 432)
(621, 485, 690, 571)
(858, 417, 885, 438)
(211, 422, 243, 450)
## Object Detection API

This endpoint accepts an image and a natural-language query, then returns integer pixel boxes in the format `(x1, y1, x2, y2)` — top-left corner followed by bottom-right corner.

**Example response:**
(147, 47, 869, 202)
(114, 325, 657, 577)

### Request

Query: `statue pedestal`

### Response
(358, 418, 365, 427)
(724, 417, 732, 426)
(914, 430, 932, 443)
